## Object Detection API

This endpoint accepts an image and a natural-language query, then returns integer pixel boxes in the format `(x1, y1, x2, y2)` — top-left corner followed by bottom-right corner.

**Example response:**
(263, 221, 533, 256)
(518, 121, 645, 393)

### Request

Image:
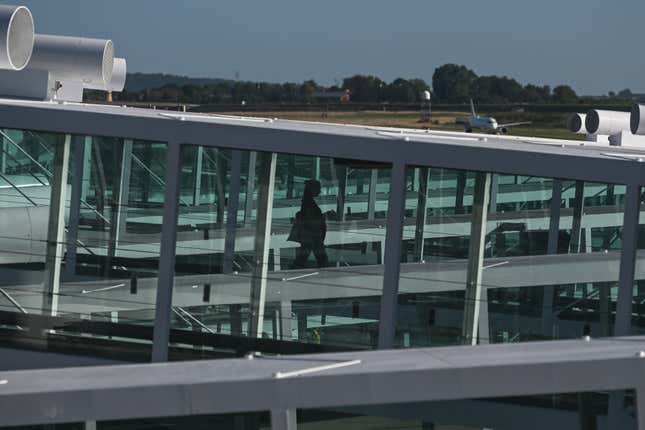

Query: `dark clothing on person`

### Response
(291, 183, 329, 268)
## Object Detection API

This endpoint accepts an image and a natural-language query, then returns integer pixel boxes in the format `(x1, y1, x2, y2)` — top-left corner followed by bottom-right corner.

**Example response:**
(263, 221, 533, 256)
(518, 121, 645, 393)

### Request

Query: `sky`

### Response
(5, 0, 644, 95)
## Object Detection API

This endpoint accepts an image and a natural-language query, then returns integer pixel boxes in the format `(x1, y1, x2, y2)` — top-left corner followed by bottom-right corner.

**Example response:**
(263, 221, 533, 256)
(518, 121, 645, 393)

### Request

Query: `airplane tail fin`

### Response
(470, 99, 477, 117)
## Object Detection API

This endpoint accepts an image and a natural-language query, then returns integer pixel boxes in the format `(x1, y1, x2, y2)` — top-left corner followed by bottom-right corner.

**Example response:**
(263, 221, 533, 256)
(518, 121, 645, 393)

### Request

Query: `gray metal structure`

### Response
(1, 98, 645, 427)
(1, 337, 645, 428)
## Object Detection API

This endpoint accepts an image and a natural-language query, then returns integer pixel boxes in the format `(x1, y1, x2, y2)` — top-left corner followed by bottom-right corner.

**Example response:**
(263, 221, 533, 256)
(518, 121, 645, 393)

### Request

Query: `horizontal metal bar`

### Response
(0, 103, 643, 185)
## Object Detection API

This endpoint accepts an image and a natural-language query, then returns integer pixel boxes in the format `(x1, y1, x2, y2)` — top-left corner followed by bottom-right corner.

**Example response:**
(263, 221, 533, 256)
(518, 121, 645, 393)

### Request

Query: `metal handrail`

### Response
(0, 288, 28, 314)
(0, 170, 37, 206)
(174, 306, 215, 334)
(0, 129, 52, 178)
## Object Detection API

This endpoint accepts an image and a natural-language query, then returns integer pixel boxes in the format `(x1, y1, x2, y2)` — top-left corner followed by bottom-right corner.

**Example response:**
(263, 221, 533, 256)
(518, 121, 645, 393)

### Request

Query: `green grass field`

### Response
(220, 110, 584, 141)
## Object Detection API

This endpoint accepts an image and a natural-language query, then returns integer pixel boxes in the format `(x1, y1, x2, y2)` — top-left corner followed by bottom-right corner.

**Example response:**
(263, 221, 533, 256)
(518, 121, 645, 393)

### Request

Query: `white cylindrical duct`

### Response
(84, 57, 126, 91)
(585, 109, 631, 135)
(28, 34, 114, 86)
(631, 104, 645, 135)
(566, 113, 587, 134)
(0, 5, 34, 70)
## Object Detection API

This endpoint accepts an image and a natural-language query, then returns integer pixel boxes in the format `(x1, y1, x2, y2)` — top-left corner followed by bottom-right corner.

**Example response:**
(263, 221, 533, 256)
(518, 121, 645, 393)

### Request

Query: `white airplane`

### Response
(465, 99, 531, 134)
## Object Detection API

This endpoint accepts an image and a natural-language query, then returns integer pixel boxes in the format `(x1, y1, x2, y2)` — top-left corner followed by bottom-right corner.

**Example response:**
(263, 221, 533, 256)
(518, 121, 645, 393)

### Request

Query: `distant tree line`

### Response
(88, 64, 601, 105)
(432, 64, 578, 104)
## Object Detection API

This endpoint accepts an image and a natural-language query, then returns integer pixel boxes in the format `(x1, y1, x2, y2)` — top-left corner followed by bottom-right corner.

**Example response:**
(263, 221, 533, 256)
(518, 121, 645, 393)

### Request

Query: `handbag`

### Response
(287, 211, 304, 243)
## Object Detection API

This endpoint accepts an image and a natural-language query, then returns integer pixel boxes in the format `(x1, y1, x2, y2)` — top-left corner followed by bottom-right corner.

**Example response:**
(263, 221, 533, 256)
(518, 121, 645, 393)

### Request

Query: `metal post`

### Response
(462, 172, 491, 345)
(312, 156, 320, 180)
(614, 183, 641, 336)
(151, 141, 182, 362)
(192, 146, 203, 206)
(81, 137, 92, 202)
(280, 300, 293, 341)
(271, 409, 297, 430)
(377, 161, 407, 349)
(547, 179, 563, 255)
(638, 388, 645, 430)
(0, 132, 6, 174)
(489, 174, 498, 214)
(42, 134, 71, 316)
(223, 150, 242, 274)
(455, 171, 467, 215)
(543, 178, 563, 338)
(65, 135, 86, 278)
(413, 167, 429, 262)
(367, 169, 378, 220)
(607, 184, 642, 429)
(336, 165, 347, 222)
(112, 139, 133, 258)
(215, 149, 226, 225)
(248, 152, 277, 338)
(286, 154, 295, 199)
(244, 151, 257, 225)
(84, 421, 97, 430)
(570, 181, 585, 253)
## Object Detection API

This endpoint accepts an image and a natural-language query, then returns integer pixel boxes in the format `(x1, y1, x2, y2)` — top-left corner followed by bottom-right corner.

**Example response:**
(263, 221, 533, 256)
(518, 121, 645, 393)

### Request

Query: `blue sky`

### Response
(6, 0, 644, 94)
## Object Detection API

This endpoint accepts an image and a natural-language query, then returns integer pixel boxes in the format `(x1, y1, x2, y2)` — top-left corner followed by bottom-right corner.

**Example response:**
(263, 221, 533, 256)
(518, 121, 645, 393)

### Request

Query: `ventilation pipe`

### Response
(631, 104, 645, 135)
(27, 34, 114, 87)
(0, 5, 34, 70)
(84, 57, 126, 91)
(585, 110, 631, 136)
(566, 113, 587, 134)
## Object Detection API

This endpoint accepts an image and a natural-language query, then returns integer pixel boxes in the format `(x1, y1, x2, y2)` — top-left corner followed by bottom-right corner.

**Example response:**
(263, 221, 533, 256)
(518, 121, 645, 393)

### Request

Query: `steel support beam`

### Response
(462, 172, 491, 345)
(271, 409, 297, 430)
(215, 149, 226, 225)
(638, 388, 645, 430)
(312, 156, 320, 180)
(377, 162, 407, 349)
(608, 183, 642, 428)
(489, 174, 498, 214)
(112, 139, 133, 258)
(367, 169, 378, 221)
(542, 179, 563, 338)
(248, 152, 277, 338)
(42, 134, 70, 316)
(192, 146, 203, 206)
(413, 167, 429, 262)
(151, 141, 182, 362)
(455, 171, 467, 215)
(286, 154, 295, 199)
(80, 137, 92, 201)
(0, 132, 6, 174)
(65, 135, 87, 278)
(336, 165, 347, 222)
(570, 181, 585, 253)
(244, 151, 257, 225)
(615, 183, 641, 336)
(223, 150, 242, 274)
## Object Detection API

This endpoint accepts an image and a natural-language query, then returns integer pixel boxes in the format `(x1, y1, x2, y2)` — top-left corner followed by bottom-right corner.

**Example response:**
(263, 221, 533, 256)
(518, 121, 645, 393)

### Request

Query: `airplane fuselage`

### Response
(467, 116, 499, 132)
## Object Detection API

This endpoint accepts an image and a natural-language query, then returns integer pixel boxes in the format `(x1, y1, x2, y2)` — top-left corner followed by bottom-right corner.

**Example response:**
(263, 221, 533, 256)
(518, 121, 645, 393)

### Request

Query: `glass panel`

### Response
(396, 166, 625, 348)
(0, 130, 167, 358)
(171, 146, 392, 354)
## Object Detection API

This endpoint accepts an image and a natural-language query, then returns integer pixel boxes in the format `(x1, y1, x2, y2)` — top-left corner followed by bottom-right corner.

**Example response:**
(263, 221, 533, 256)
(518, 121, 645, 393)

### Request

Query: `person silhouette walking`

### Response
(289, 179, 330, 268)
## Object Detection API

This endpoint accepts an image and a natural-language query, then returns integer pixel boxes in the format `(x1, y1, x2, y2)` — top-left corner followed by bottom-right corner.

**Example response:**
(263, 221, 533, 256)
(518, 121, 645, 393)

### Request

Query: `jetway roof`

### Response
(0, 97, 645, 160)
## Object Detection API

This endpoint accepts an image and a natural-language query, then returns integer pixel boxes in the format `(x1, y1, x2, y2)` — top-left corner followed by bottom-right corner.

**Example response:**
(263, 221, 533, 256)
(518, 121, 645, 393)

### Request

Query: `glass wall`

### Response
(0, 129, 168, 359)
(171, 146, 392, 352)
(396, 166, 626, 348)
